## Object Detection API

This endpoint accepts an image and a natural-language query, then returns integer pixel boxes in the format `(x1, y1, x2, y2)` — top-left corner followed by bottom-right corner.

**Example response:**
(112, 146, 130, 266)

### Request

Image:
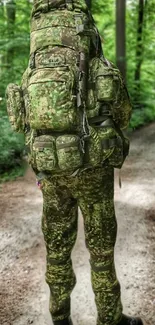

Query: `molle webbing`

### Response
(34, 141, 54, 149)
(36, 129, 74, 136)
(30, 29, 90, 56)
(32, 0, 73, 15)
(101, 138, 121, 150)
(56, 140, 79, 150)
(32, 0, 88, 16)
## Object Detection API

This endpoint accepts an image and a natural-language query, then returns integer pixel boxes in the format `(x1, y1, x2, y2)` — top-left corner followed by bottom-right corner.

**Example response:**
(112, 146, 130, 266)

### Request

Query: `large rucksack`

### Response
(6, 0, 132, 174)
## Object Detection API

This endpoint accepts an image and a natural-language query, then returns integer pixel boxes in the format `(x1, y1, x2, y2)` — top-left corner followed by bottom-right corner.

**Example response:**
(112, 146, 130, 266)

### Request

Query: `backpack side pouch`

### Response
(113, 83, 132, 130)
(96, 68, 119, 102)
(88, 123, 116, 167)
(107, 123, 130, 168)
(87, 57, 132, 130)
(6, 83, 25, 133)
(87, 57, 119, 104)
(88, 119, 129, 169)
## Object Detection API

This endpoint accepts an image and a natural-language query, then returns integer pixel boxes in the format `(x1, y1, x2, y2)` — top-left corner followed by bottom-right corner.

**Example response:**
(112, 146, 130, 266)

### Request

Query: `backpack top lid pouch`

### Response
(6, 0, 132, 173)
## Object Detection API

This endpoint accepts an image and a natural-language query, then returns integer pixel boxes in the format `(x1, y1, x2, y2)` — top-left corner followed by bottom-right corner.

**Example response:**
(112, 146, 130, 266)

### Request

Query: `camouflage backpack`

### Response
(6, 0, 132, 174)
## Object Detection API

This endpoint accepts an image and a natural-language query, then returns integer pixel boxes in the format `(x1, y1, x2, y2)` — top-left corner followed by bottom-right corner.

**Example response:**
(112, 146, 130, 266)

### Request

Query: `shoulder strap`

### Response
(87, 11, 105, 58)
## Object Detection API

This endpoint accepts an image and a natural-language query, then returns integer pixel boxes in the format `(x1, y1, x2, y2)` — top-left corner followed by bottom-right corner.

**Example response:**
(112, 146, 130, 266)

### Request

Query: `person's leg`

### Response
(41, 177, 78, 323)
(78, 167, 122, 325)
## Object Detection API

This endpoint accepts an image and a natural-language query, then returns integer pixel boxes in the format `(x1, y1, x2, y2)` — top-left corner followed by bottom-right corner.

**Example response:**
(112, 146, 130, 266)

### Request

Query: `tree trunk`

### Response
(134, 0, 144, 101)
(0, 1, 5, 74)
(85, 0, 91, 10)
(6, 0, 16, 69)
(116, 0, 126, 80)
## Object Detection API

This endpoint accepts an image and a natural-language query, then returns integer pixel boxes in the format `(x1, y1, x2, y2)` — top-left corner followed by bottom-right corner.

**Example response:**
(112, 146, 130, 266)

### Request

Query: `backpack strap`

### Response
(76, 51, 90, 152)
(87, 11, 105, 57)
(101, 138, 121, 150)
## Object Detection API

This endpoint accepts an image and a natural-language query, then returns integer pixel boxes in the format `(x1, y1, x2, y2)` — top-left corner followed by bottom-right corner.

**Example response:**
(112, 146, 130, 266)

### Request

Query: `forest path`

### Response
(0, 123, 155, 325)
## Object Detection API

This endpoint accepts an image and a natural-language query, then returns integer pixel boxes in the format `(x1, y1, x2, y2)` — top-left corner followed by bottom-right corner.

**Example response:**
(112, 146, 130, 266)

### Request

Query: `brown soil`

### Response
(0, 123, 155, 325)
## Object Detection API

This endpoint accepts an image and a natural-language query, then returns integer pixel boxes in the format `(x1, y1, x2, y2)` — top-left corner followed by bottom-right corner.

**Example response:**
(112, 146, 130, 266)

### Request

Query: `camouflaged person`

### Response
(6, 1, 144, 325)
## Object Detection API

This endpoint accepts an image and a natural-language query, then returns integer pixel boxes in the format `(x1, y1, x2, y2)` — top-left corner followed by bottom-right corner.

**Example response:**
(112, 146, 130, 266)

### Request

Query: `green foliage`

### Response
(0, 0, 32, 178)
(92, 0, 115, 61)
(130, 106, 155, 129)
(0, 163, 27, 183)
(0, 113, 25, 172)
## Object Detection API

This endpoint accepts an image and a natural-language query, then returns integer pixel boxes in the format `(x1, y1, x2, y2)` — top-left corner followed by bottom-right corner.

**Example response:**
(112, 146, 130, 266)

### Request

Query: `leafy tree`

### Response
(6, 0, 16, 70)
(86, 0, 91, 9)
(126, 0, 155, 127)
(134, 0, 144, 95)
(0, 0, 32, 177)
(116, 0, 126, 80)
(92, 0, 115, 61)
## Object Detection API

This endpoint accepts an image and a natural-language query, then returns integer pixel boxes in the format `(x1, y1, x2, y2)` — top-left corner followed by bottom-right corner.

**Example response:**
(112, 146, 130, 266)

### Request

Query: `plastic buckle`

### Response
(65, 0, 73, 10)
(74, 13, 84, 34)
(33, 11, 41, 19)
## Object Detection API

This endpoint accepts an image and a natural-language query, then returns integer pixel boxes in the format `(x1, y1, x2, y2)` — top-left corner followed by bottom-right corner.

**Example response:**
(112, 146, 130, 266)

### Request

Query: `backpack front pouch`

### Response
(31, 134, 83, 173)
(28, 66, 77, 132)
(6, 83, 25, 133)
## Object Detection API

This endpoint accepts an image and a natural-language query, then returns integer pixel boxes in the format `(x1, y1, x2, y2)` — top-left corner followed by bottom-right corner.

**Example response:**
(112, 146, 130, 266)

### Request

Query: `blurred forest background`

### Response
(0, 0, 154, 179)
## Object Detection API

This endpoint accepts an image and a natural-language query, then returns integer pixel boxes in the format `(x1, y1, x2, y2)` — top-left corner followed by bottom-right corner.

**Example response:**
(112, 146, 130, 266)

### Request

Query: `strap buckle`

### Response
(74, 13, 85, 34)
(65, 0, 73, 10)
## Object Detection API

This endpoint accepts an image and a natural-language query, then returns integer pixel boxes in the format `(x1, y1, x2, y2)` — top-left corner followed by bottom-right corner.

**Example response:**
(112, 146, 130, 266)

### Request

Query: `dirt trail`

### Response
(0, 123, 155, 325)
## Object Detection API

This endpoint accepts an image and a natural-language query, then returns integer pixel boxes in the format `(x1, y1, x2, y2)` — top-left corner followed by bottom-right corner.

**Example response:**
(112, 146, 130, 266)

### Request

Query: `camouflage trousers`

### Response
(40, 166, 123, 325)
